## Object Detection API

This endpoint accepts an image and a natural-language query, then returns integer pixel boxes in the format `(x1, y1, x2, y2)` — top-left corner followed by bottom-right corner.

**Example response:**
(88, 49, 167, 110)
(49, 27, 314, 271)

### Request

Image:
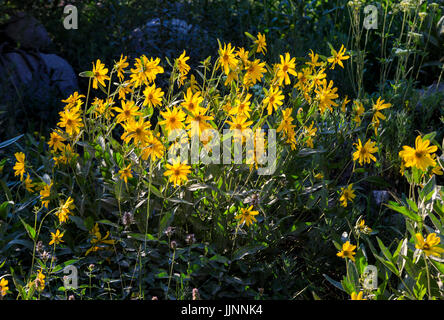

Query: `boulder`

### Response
(4, 13, 52, 50)
(0, 51, 77, 99)
(129, 18, 211, 58)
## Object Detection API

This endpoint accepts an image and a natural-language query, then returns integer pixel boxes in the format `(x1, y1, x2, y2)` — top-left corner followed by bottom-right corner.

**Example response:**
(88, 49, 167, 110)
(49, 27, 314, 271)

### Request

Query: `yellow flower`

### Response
(353, 139, 378, 166)
(35, 269, 45, 291)
(340, 184, 356, 207)
(85, 223, 116, 256)
(120, 117, 151, 146)
(141, 133, 165, 162)
(62, 91, 85, 109)
(263, 86, 284, 115)
(235, 205, 259, 226)
(0, 278, 9, 296)
(315, 79, 339, 114)
(337, 241, 357, 261)
(118, 164, 133, 184)
(304, 121, 318, 148)
(24, 174, 34, 193)
(226, 115, 253, 136)
(189, 74, 199, 93)
(306, 50, 325, 70)
(40, 182, 52, 208)
(327, 45, 350, 69)
(415, 233, 444, 257)
(48, 131, 66, 152)
(219, 42, 237, 75)
(277, 108, 295, 134)
(399, 135, 437, 171)
(244, 59, 266, 86)
(351, 291, 366, 300)
(229, 93, 252, 118)
(181, 88, 203, 114)
(276, 52, 297, 86)
(341, 96, 350, 113)
(117, 81, 134, 100)
(314, 172, 324, 179)
(353, 100, 365, 126)
(356, 217, 372, 234)
(371, 97, 391, 132)
(49, 229, 64, 246)
(92, 59, 110, 89)
(186, 107, 214, 137)
(55, 196, 75, 224)
(236, 47, 250, 65)
(176, 50, 190, 85)
(57, 103, 83, 136)
(164, 160, 192, 187)
(114, 54, 129, 82)
(13, 152, 26, 181)
(159, 107, 186, 134)
(130, 55, 164, 88)
(255, 32, 267, 55)
(143, 83, 164, 108)
(114, 100, 142, 124)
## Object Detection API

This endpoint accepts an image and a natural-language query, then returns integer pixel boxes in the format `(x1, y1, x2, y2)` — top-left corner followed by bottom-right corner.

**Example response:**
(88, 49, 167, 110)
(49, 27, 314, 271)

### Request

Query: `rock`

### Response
(129, 18, 210, 58)
(372, 190, 390, 206)
(39, 53, 78, 95)
(4, 13, 52, 50)
(0, 51, 77, 98)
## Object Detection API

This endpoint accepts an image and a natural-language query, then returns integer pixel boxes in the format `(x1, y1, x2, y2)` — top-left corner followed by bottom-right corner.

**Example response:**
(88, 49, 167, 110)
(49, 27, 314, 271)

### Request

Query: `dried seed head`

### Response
(185, 234, 196, 245)
(36, 241, 43, 252)
(122, 211, 134, 227)
(165, 226, 175, 237)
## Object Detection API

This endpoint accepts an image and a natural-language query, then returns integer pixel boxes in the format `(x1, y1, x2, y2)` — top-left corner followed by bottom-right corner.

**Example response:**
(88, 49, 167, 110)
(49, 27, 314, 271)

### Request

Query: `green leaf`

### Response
(79, 71, 93, 77)
(386, 201, 421, 222)
(377, 237, 393, 263)
(430, 258, 444, 274)
(0, 134, 24, 149)
(322, 274, 345, 292)
(19, 217, 36, 241)
(374, 253, 399, 276)
(0, 201, 13, 220)
(232, 245, 265, 261)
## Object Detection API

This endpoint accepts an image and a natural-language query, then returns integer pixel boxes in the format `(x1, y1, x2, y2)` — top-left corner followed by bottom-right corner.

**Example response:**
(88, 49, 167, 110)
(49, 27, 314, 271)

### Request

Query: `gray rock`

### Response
(39, 53, 78, 95)
(129, 18, 210, 57)
(4, 13, 52, 50)
(372, 190, 390, 206)
(0, 51, 77, 98)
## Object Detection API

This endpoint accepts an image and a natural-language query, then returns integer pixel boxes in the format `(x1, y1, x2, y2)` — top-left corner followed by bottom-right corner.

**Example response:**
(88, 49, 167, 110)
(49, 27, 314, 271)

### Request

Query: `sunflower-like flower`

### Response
(276, 52, 297, 86)
(159, 106, 187, 135)
(415, 233, 444, 257)
(49, 229, 64, 246)
(336, 241, 357, 261)
(255, 32, 267, 55)
(353, 139, 378, 166)
(263, 86, 284, 115)
(13, 152, 26, 181)
(327, 45, 350, 69)
(235, 205, 259, 226)
(339, 184, 356, 208)
(92, 59, 110, 89)
(399, 135, 437, 171)
(164, 160, 192, 187)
